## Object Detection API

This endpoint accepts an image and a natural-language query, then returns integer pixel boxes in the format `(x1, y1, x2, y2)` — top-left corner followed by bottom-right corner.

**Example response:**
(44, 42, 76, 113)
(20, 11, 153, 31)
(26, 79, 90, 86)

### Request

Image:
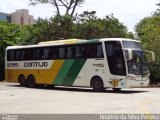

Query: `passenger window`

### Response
(20, 50, 26, 60)
(59, 47, 65, 59)
(43, 48, 50, 59)
(84, 45, 92, 58)
(76, 46, 84, 58)
(97, 45, 104, 58)
(15, 50, 21, 60)
(25, 49, 33, 60)
(7, 50, 15, 61)
(66, 47, 72, 58)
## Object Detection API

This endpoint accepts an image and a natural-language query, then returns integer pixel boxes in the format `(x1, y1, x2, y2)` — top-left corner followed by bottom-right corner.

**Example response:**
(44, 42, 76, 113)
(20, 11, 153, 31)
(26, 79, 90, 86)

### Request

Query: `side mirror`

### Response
(144, 50, 155, 62)
(123, 48, 132, 60)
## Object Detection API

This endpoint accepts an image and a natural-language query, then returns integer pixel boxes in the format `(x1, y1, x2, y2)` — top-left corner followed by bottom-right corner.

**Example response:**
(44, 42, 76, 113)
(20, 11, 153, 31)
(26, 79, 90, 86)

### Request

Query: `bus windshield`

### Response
(122, 41, 149, 75)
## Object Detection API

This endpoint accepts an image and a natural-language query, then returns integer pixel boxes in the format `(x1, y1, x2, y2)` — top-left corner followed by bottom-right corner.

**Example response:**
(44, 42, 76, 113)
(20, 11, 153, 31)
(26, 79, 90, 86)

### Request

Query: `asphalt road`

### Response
(0, 82, 160, 115)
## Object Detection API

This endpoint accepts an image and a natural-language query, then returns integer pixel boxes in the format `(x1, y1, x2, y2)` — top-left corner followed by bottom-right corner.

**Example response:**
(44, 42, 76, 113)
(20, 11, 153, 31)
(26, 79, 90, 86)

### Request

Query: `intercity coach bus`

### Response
(5, 38, 154, 91)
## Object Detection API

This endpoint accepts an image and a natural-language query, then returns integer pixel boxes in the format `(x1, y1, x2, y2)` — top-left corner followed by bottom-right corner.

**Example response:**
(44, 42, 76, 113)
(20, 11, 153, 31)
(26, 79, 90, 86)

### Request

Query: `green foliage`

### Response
(135, 8, 160, 79)
(49, 15, 74, 40)
(45, 14, 132, 41)
(0, 21, 21, 62)
(20, 13, 133, 43)
(20, 19, 50, 45)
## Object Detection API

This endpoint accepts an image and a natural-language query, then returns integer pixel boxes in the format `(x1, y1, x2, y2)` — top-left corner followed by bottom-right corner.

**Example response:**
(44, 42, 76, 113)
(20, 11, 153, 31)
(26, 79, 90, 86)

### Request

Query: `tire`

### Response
(27, 75, 36, 88)
(112, 88, 121, 92)
(18, 75, 26, 86)
(91, 77, 105, 92)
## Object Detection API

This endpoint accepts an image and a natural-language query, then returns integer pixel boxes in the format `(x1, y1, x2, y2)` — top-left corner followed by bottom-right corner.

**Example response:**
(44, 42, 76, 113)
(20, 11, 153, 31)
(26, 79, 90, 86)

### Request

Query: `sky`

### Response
(0, 0, 160, 32)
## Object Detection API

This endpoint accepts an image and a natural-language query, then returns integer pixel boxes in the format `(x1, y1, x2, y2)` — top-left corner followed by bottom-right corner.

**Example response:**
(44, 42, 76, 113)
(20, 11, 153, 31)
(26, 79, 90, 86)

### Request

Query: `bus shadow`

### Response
(7, 84, 149, 94)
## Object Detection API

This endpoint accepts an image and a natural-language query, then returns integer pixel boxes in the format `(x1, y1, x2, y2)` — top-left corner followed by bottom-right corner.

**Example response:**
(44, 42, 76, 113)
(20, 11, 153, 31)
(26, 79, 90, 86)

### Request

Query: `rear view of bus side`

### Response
(5, 38, 151, 91)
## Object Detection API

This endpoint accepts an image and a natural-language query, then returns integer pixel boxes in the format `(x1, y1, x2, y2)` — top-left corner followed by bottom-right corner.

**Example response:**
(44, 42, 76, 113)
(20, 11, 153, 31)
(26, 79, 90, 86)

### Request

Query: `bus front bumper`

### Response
(126, 79, 149, 88)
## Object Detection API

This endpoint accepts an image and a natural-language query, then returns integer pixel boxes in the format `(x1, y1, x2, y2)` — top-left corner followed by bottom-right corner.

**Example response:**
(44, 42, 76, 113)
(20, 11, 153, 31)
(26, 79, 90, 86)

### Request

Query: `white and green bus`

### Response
(5, 38, 153, 91)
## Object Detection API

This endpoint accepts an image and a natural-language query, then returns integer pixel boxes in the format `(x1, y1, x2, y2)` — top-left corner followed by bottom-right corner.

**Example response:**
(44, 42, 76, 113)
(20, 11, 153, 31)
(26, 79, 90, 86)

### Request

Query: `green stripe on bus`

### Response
(62, 59, 86, 86)
(53, 60, 75, 85)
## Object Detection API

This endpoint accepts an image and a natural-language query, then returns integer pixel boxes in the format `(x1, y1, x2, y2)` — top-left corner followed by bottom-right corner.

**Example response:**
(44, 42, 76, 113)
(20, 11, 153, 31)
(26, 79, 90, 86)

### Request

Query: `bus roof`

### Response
(100, 38, 140, 42)
(6, 39, 100, 50)
(6, 38, 140, 50)
(38, 39, 100, 45)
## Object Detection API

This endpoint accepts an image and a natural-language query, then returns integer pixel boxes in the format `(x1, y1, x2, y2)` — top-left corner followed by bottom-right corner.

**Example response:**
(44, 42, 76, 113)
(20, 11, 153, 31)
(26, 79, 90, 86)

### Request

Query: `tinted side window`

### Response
(49, 47, 59, 59)
(42, 48, 50, 59)
(91, 44, 103, 58)
(59, 47, 65, 59)
(97, 44, 103, 58)
(7, 43, 104, 61)
(66, 47, 73, 58)
(83, 43, 104, 58)
(34, 48, 40, 60)
(7, 50, 15, 61)
(15, 50, 21, 61)
(24, 49, 34, 60)
(19, 50, 26, 60)
(76, 46, 84, 58)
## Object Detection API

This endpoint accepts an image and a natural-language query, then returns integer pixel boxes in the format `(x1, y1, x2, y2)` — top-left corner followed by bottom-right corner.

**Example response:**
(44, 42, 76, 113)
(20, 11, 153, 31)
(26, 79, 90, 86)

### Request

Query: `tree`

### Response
(0, 21, 21, 59)
(154, 3, 160, 16)
(135, 4, 160, 83)
(29, 0, 84, 16)
(72, 13, 133, 39)
(0, 21, 23, 80)
(21, 12, 133, 42)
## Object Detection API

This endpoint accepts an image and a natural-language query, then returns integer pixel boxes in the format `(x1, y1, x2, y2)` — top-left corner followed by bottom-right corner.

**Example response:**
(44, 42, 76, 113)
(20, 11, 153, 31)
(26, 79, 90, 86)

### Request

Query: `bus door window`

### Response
(105, 41, 126, 76)
(114, 52, 126, 75)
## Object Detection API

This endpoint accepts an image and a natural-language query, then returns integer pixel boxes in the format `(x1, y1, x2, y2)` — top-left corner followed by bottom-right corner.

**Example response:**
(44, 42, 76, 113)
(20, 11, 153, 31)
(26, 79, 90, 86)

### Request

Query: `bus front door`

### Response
(113, 51, 126, 88)
(105, 41, 126, 88)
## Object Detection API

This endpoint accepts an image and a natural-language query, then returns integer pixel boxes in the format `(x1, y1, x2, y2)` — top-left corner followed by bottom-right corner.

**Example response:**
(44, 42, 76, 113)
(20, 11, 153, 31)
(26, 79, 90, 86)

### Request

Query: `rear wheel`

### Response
(18, 75, 26, 86)
(27, 75, 36, 88)
(91, 77, 105, 92)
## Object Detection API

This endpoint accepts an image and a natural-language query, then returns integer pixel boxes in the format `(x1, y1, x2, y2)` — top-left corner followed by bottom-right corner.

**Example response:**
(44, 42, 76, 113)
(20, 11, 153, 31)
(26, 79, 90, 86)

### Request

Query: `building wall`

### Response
(11, 9, 34, 25)
(0, 9, 34, 25)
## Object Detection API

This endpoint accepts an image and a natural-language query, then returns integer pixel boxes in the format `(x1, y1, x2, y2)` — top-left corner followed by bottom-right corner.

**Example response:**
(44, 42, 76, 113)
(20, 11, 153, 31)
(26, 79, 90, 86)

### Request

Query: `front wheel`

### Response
(91, 77, 105, 92)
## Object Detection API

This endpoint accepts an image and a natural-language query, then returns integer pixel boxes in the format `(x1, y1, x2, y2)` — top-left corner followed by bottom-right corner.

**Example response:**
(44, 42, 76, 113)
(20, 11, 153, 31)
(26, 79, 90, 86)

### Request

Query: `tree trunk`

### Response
(71, 0, 79, 16)
(66, 0, 74, 15)
(54, 0, 61, 16)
